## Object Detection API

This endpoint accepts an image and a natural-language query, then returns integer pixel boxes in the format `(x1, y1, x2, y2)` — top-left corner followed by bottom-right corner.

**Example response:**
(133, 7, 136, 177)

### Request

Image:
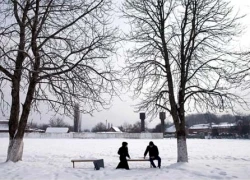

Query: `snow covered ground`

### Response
(0, 138, 250, 180)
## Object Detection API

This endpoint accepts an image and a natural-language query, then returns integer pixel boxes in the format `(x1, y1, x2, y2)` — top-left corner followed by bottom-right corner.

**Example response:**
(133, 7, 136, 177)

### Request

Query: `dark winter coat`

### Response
(118, 146, 130, 159)
(144, 145, 159, 158)
(116, 146, 130, 169)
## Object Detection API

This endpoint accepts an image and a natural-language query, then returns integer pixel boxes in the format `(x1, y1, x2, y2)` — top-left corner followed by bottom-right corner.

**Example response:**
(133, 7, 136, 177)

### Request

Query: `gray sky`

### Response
(1, 0, 250, 130)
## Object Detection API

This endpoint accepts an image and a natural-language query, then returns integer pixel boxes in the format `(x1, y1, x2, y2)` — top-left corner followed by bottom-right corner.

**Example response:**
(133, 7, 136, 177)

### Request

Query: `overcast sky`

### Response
(1, 0, 250, 130)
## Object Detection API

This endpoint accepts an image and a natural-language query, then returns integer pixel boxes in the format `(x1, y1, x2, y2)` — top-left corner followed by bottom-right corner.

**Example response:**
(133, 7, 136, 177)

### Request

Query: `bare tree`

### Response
(82, 129, 90, 132)
(0, 0, 119, 162)
(91, 122, 107, 132)
(129, 121, 142, 133)
(152, 122, 172, 132)
(49, 117, 68, 127)
(118, 122, 133, 132)
(123, 0, 246, 162)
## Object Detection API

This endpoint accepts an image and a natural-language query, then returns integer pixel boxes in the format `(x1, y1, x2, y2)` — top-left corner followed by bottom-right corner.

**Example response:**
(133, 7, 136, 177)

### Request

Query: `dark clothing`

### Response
(144, 145, 159, 157)
(150, 156, 161, 168)
(116, 146, 130, 170)
(144, 145, 161, 168)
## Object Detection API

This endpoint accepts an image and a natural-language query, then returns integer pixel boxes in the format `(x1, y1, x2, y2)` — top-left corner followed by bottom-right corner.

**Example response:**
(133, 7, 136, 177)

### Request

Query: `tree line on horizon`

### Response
(28, 113, 250, 134)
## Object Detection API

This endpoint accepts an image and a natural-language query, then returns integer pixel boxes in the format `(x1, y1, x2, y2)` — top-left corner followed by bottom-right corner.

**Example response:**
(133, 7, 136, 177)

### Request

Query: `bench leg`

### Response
(98, 159, 104, 168)
(73, 162, 75, 168)
(93, 161, 99, 170)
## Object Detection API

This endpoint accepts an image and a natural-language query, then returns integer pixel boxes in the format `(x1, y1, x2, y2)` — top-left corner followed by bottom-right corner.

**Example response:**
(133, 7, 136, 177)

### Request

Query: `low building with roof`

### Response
(188, 123, 211, 135)
(45, 127, 69, 133)
(1, 120, 45, 133)
(108, 126, 122, 133)
(164, 125, 176, 138)
(188, 122, 238, 136)
(211, 122, 237, 136)
(0, 120, 9, 133)
(165, 125, 176, 134)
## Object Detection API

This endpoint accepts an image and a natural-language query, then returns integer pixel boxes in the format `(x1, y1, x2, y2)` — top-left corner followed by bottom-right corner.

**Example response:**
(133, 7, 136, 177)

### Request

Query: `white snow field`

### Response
(0, 138, 250, 180)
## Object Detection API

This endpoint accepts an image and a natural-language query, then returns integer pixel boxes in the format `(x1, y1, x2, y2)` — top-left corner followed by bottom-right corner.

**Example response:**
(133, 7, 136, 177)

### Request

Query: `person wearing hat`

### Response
(116, 141, 130, 170)
(144, 141, 161, 168)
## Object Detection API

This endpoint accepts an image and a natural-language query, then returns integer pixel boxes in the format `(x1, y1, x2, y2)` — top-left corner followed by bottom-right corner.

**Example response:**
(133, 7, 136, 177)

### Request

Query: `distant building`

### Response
(0, 120, 9, 133)
(165, 125, 176, 134)
(0, 120, 45, 133)
(164, 125, 176, 138)
(108, 126, 122, 133)
(188, 123, 211, 135)
(188, 122, 238, 136)
(165, 125, 188, 137)
(211, 122, 237, 136)
(25, 128, 45, 133)
(46, 127, 69, 133)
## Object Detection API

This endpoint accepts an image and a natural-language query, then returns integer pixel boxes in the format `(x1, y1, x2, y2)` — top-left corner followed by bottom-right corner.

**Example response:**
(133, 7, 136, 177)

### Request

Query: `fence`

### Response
(0, 132, 163, 139)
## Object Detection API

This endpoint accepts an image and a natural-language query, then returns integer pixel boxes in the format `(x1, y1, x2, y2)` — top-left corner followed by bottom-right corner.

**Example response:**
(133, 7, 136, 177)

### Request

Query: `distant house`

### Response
(165, 125, 188, 137)
(211, 122, 237, 135)
(25, 128, 45, 133)
(0, 120, 44, 133)
(45, 127, 69, 133)
(188, 122, 238, 136)
(0, 120, 9, 133)
(108, 126, 122, 133)
(188, 123, 211, 135)
(164, 125, 176, 138)
(165, 125, 176, 134)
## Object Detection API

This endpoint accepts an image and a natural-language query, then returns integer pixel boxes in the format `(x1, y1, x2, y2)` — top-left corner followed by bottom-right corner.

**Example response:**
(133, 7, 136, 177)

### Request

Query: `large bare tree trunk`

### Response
(7, 138, 24, 162)
(7, 81, 22, 162)
(7, 79, 36, 162)
(174, 111, 188, 162)
(177, 131, 188, 162)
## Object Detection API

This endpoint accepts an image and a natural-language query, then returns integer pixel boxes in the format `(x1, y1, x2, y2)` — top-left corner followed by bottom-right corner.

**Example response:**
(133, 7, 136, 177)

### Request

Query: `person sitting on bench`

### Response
(144, 141, 161, 168)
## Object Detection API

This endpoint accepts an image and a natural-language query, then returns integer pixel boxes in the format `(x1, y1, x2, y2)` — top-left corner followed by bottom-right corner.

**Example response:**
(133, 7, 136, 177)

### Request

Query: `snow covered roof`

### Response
(189, 123, 237, 130)
(111, 126, 122, 132)
(0, 124, 8, 131)
(165, 125, 176, 133)
(97, 132, 122, 133)
(189, 124, 210, 129)
(46, 127, 69, 133)
(27, 128, 45, 132)
(212, 123, 236, 128)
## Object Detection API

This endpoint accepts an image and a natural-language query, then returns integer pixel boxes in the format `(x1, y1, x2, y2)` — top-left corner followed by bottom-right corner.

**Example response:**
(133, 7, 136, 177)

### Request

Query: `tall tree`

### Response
(49, 117, 68, 127)
(91, 122, 107, 132)
(0, 0, 119, 162)
(123, 0, 245, 162)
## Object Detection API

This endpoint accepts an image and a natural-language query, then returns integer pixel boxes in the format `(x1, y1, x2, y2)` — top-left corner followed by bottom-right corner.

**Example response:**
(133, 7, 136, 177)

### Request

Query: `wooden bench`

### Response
(127, 159, 152, 168)
(71, 159, 104, 170)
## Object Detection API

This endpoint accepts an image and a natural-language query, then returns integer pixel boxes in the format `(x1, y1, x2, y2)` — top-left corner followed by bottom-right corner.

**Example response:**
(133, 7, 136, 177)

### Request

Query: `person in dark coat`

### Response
(116, 141, 130, 170)
(144, 141, 161, 168)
